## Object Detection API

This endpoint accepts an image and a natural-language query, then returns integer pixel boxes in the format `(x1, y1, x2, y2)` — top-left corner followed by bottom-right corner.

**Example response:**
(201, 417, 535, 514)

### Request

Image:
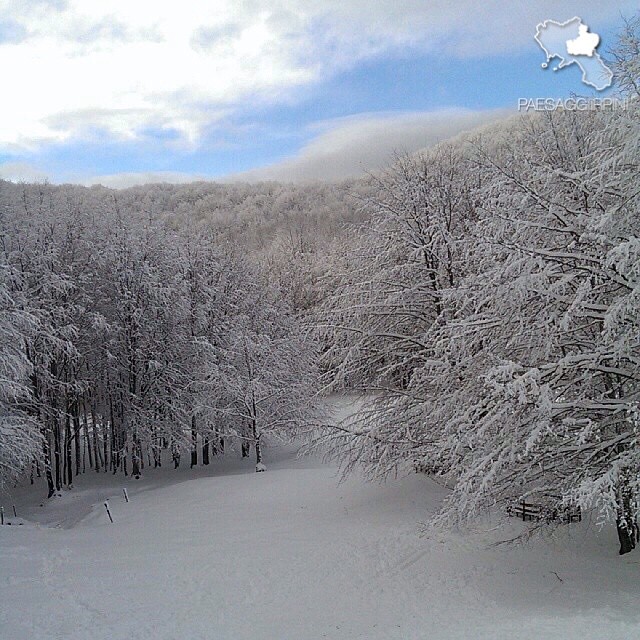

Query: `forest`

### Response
(1, 17, 640, 566)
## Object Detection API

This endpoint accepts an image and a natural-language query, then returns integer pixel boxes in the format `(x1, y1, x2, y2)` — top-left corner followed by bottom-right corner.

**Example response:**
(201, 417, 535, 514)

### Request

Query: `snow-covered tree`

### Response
(318, 146, 474, 392)
(608, 12, 640, 99)
(419, 105, 640, 554)
(199, 270, 319, 471)
(0, 264, 42, 483)
(316, 102, 640, 554)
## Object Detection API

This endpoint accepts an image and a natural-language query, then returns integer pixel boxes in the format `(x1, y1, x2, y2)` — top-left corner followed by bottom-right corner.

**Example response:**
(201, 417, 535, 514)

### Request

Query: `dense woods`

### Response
(0, 180, 351, 492)
(1, 16, 639, 558)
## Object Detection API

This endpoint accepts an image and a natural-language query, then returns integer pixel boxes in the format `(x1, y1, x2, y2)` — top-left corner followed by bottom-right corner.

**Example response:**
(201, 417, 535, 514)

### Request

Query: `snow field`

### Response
(1, 445, 639, 640)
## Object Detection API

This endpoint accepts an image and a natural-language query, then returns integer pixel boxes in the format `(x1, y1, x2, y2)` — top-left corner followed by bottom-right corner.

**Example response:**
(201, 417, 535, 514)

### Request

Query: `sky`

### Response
(0, 0, 637, 187)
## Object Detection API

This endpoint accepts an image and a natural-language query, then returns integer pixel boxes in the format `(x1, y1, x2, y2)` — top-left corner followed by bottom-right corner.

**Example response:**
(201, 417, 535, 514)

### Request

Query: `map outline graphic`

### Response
(534, 16, 613, 91)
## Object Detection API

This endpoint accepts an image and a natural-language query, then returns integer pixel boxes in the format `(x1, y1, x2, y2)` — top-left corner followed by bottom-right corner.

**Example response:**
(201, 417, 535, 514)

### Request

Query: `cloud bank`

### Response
(0, 161, 50, 183)
(228, 108, 509, 182)
(2, 108, 509, 187)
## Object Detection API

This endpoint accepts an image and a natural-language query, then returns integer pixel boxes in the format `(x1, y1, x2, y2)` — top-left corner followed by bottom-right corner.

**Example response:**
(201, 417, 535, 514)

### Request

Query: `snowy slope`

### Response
(1, 421, 639, 639)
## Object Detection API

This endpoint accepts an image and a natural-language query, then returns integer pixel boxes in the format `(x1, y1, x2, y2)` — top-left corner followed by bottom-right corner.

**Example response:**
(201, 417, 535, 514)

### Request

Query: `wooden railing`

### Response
(507, 499, 581, 523)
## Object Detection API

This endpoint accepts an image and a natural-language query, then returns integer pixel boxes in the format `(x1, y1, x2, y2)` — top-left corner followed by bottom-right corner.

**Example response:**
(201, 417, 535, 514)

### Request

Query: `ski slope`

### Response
(1, 406, 639, 639)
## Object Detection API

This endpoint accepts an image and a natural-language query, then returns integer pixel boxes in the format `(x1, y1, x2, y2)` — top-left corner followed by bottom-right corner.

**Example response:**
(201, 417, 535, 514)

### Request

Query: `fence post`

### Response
(123, 488, 129, 503)
(104, 501, 113, 523)
(12, 505, 17, 518)
(0, 506, 4, 525)
(521, 501, 526, 521)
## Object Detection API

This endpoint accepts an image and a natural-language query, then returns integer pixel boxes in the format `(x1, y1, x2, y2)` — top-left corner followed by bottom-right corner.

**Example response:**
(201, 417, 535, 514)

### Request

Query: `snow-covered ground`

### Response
(1, 399, 639, 639)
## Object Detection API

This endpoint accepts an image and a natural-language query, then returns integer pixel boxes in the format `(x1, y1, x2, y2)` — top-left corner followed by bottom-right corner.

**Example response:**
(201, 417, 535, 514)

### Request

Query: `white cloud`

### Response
(0, 162, 212, 188)
(82, 170, 209, 189)
(228, 108, 509, 182)
(0, 161, 50, 182)
(0, 0, 634, 151)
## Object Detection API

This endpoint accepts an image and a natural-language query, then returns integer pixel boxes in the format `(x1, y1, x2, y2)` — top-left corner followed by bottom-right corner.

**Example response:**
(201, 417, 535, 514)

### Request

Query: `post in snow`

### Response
(104, 501, 113, 523)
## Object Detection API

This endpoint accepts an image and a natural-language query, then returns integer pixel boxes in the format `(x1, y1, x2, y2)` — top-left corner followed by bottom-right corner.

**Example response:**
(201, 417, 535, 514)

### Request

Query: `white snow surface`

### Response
(1, 398, 639, 640)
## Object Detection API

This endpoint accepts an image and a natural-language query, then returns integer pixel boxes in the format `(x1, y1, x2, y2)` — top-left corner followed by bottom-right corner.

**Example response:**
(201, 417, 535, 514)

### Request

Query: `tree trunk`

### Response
(251, 418, 263, 468)
(94, 403, 105, 473)
(153, 432, 161, 468)
(43, 430, 55, 498)
(74, 407, 81, 477)
(172, 439, 180, 469)
(110, 392, 118, 474)
(84, 401, 94, 471)
(617, 490, 638, 555)
(190, 416, 198, 468)
(63, 412, 71, 487)
(202, 437, 210, 465)
(132, 432, 141, 478)
(53, 416, 62, 490)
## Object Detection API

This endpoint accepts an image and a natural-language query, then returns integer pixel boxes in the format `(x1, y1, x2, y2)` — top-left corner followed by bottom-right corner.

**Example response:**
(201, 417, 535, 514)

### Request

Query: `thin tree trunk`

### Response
(64, 410, 73, 487)
(73, 405, 81, 477)
(84, 400, 93, 471)
(202, 436, 210, 465)
(43, 429, 55, 498)
(250, 390, 263, 470)
(153, 430, 161, 468)
(62, 416, 68, 487)
(53, 415, 62, 490)
(173, 442, 180, 469)
(92, 401, 105, 472)
(50, 361, 62, 491)
(251, 416, 263, 469)
(82, 426, 86, 474)
(110, 392, 118, 473)
(132, 432, 141, 478)
(190, 416, 198, 468)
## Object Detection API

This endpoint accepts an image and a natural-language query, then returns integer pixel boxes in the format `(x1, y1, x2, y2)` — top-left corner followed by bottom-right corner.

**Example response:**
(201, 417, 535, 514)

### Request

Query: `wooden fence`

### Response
(507, 499, 581, 524)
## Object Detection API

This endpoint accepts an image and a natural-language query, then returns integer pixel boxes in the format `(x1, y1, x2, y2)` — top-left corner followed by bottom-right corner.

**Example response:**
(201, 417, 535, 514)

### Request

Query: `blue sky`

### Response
(0, 1, 636, 186)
